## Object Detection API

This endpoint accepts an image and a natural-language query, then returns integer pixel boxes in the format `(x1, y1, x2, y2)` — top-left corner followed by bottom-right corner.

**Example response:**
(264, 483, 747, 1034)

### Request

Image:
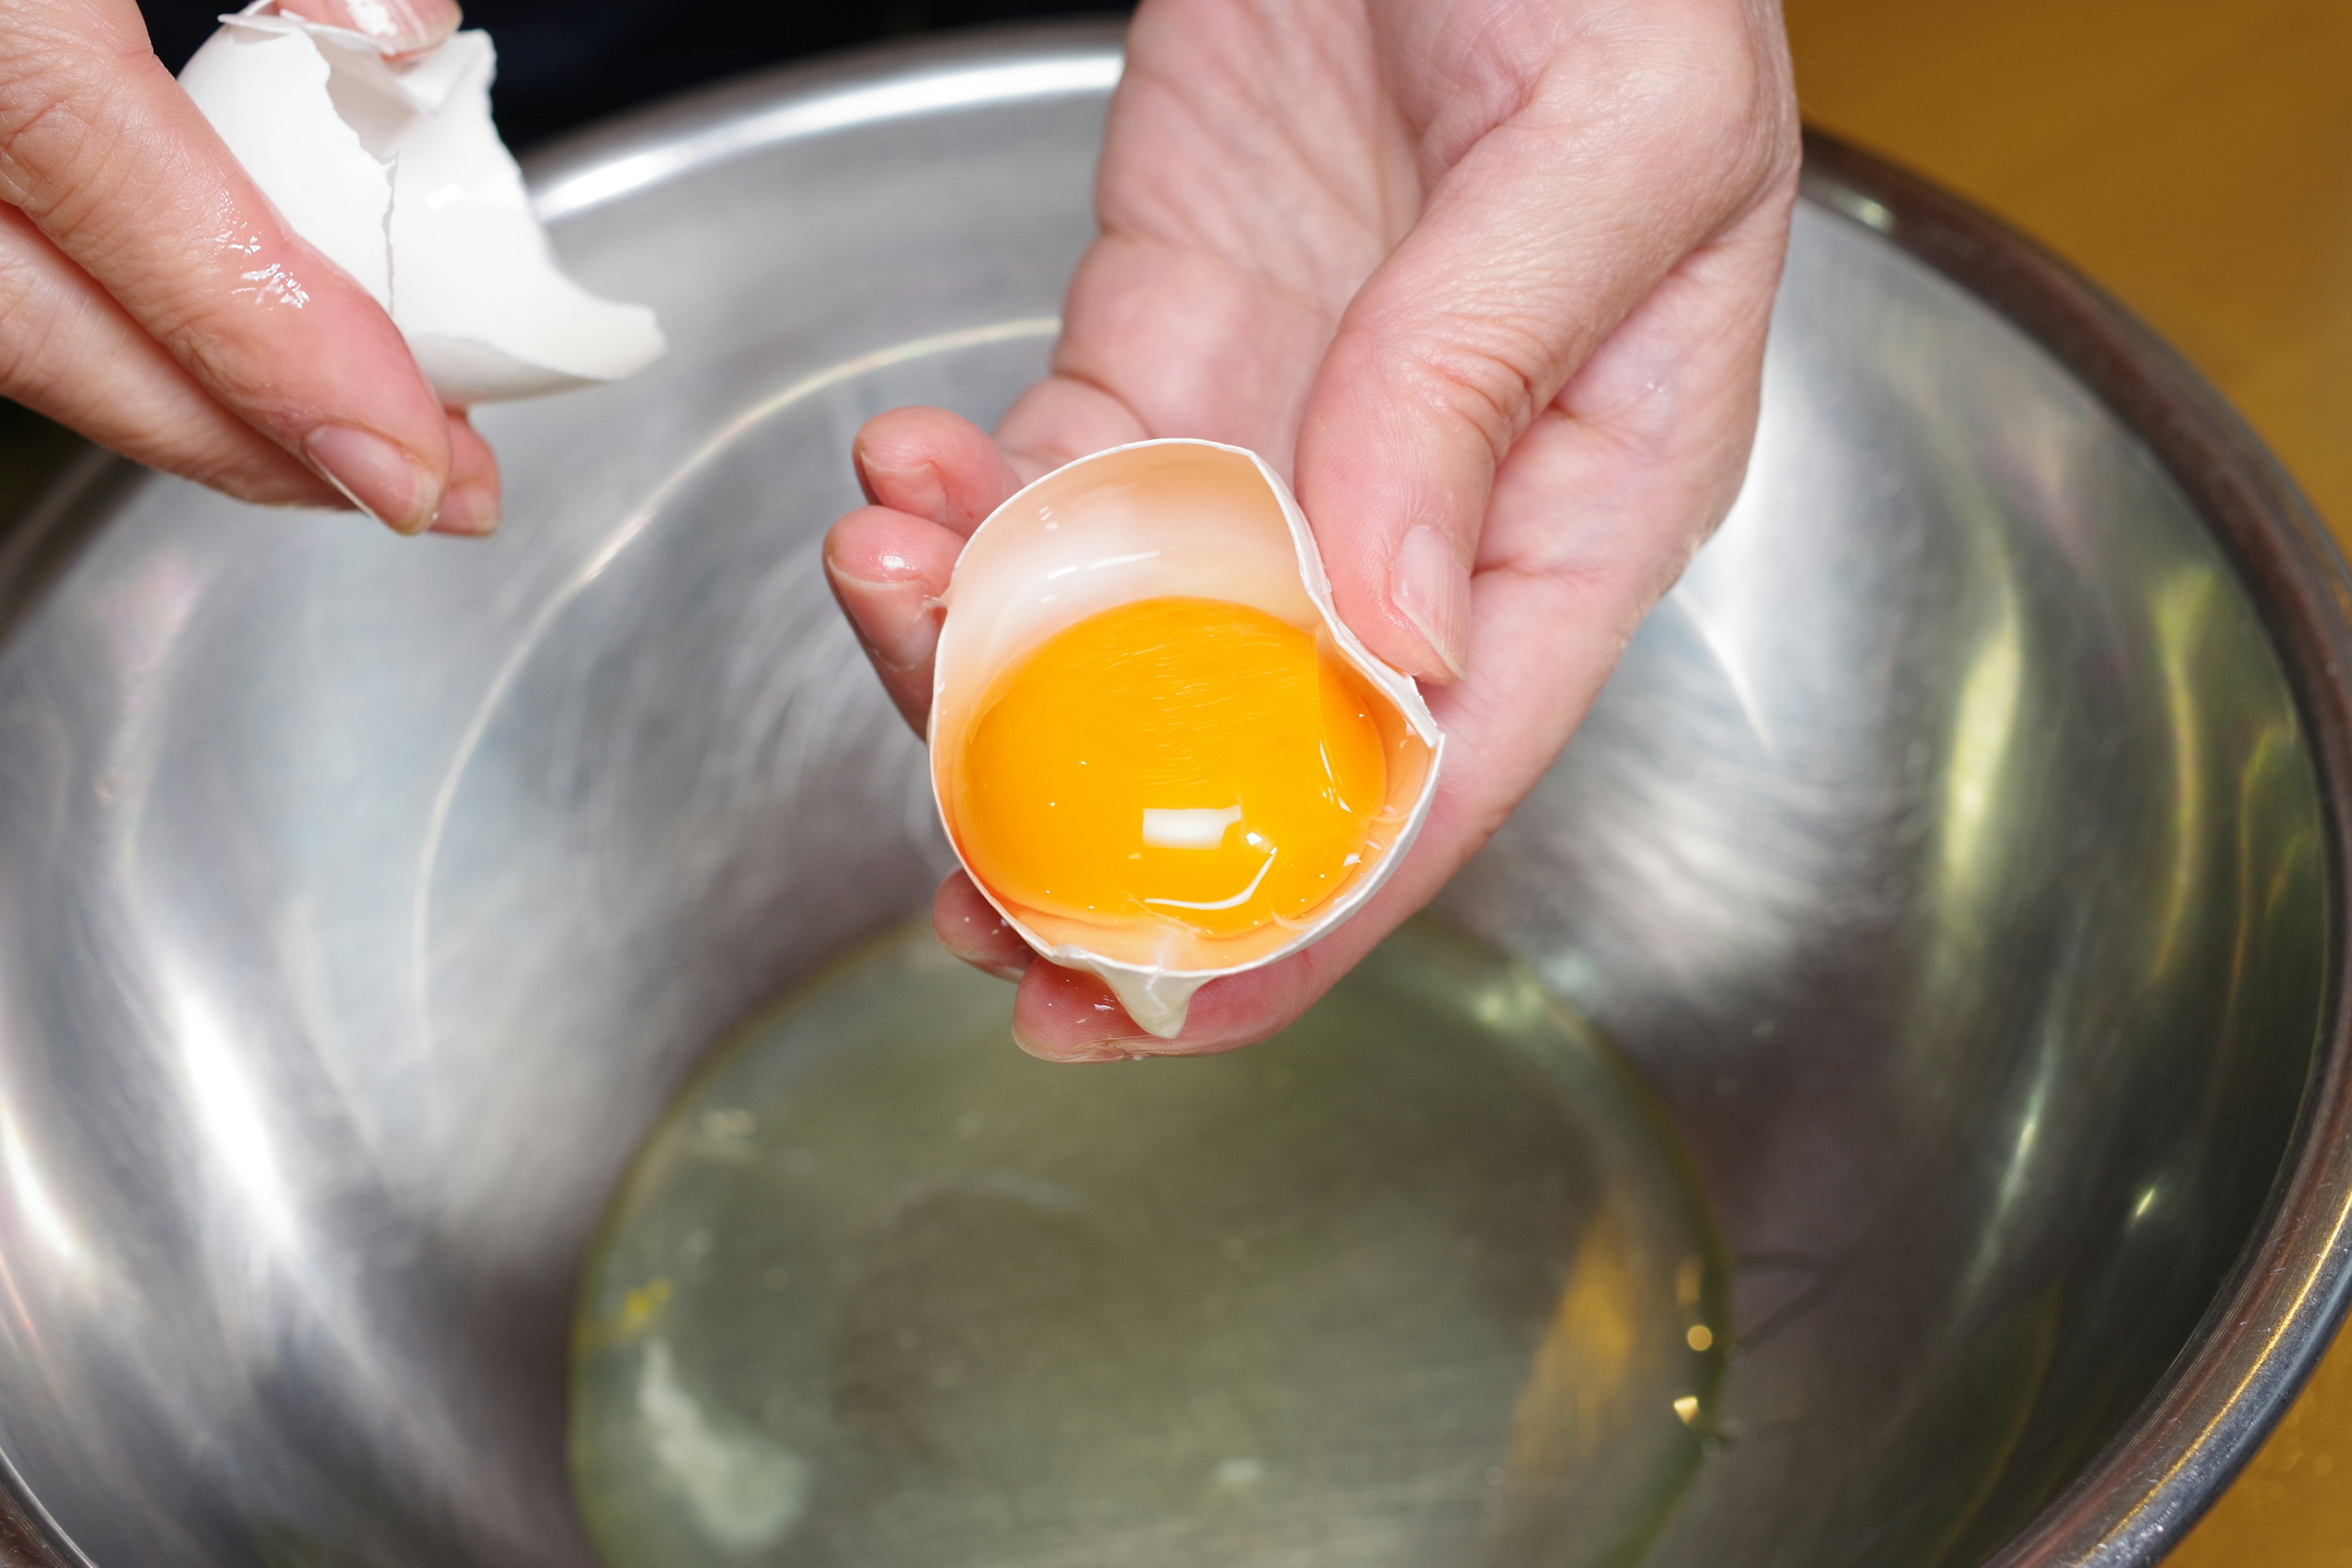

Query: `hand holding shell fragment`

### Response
(180, 1, 665, 406)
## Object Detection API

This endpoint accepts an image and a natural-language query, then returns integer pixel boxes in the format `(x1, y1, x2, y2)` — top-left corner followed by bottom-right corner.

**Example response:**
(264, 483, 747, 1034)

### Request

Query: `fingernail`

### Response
(824, 564, 941, 672)
(286, 0, 463, 55)
(952, 931, 1031, 982)
(966, 938, 1032, 982)
(854, 452, 948, 523)
(1009, 1017, 1051, 1058)
(1391, 525, 1471, 681)
(1008, 1023, 1150, 1063)
(431, 480, 500, 537)
(304, 425, 438, 535)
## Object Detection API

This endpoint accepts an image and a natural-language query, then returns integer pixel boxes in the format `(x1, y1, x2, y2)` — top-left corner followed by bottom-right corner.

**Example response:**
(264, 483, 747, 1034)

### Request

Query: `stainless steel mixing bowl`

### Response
(0, 24, 2346, 1568)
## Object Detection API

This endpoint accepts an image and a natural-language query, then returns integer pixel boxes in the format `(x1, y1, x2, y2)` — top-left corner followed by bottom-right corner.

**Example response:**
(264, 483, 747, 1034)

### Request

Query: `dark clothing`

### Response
(140, 0, 1129, 149)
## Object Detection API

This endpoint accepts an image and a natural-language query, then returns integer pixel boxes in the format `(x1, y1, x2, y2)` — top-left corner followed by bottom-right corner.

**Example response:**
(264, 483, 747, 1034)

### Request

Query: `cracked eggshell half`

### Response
(179, 2, 665, 405)
(930, 439, 1445, 1038)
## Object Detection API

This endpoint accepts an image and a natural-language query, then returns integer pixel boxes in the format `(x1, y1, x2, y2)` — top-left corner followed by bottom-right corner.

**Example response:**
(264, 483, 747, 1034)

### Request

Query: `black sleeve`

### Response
(140, 0, 1131, 150)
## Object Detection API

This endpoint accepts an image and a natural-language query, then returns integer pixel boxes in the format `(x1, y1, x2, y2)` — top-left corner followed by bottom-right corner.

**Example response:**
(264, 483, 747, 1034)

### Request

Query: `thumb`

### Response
(1294, 48, 1787, 682)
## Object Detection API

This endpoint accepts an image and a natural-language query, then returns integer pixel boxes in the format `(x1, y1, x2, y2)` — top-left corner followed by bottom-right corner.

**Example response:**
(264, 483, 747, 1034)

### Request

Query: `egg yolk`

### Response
(954, 596, 1389, 939)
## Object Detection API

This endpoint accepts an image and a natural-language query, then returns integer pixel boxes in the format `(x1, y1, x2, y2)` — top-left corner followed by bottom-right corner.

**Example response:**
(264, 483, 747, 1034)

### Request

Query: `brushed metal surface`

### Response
(0, 24, 2343, 1568)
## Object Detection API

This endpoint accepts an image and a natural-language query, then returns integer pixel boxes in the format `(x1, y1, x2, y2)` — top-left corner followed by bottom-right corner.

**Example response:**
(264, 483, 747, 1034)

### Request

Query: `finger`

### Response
(1478, 197, 1792, 597)
(824, 504, 959, 732)
(0, 199, 337, 504)
(993, 370, 1152, 480)
(932, 871, 1032, 982)
(0, 0, 454, 532)
(1014, 197, 1793, 1060)
(1294, 18, 1797, 683)
(851, 405, 1023, 534)
(0, 194, 500, 526)
(831, 407, 1033, 731)
(1010, 963, 1170, 1064)
(431, 410, 499, 536)
(275, 0, 462, 58)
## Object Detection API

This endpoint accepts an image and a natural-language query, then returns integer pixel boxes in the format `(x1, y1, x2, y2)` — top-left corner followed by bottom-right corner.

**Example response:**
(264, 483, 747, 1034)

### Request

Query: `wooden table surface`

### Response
(1784, 2, 2352, 1561)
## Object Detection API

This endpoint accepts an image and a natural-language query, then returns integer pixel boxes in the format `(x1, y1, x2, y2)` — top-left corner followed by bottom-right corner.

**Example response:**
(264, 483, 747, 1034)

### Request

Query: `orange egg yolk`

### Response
(954, 596, 1389, 940)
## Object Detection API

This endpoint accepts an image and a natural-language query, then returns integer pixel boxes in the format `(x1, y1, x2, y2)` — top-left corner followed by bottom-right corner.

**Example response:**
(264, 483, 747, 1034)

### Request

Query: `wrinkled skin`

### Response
(0, 0, 496, 533)
(826, 0, 1800, 1061)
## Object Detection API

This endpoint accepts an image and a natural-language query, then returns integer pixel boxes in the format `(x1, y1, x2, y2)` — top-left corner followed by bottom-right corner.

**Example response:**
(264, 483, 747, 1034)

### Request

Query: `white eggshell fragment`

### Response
(931, 439, 1446, 1038)
(179, 2, 665, 405)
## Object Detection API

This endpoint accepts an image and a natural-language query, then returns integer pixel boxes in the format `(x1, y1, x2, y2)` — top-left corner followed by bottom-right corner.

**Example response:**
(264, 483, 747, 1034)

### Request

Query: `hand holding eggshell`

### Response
(0, 0, 664, 533)
(179, 2, 666, 408)
(827, 0, 1802, 1060)
(0, 0, 494, 531)
(927, 440, 1444, 1038)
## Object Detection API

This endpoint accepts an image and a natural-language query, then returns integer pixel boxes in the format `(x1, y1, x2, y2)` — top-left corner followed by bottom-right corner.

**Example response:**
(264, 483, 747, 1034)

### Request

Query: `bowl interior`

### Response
(0, 34, 2331, 1568)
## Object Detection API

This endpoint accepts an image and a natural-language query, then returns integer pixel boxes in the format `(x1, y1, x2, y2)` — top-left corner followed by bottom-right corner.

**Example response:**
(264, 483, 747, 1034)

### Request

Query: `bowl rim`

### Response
(0, 26, 2343, 1568)
(1798, 134, 2352, 1566)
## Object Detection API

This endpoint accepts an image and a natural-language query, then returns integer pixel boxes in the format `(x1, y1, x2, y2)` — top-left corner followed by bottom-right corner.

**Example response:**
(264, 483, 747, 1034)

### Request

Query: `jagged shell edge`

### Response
(921, 436, 1449, 1038)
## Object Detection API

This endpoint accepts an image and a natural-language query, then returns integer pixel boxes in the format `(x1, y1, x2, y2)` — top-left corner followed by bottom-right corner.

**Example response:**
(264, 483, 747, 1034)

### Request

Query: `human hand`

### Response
(0, 0, 497, 533)
(827, 0, 1799, 1060)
